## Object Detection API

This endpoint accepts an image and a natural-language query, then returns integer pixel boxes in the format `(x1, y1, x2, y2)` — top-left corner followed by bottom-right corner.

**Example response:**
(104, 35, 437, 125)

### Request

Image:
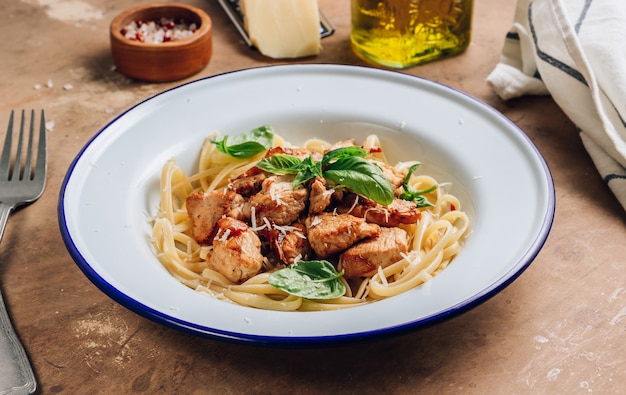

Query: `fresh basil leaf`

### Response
(210, 125, 274, 158)
(410, 194, 434, 208)
(399, 163, 436, 207)
(321, 146, 368, 166)
(293, 156, 322, 188)
(256, 154, 302, 175)
(291, 260, 341, 279)
(268, 260, 346, 300)
(324, 157, 394, 206)
(210, 137, 227, 154)
(256, 153, 321, 188)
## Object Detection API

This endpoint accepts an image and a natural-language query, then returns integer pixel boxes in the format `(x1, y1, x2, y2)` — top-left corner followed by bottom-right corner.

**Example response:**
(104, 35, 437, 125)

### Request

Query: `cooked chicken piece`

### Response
(263, 222, 311, 264)
(265, 146, 320, 161)
(305, 213, 380, 258)
(248, 175, 309, 226)
(324, 139, 356, 152)
(337, 194, 421, 227)
(229, 167, 267, 197)
(208, 217, 264, 283)
(377, 161, 406, 189)
(186, 190, 247, 245)
(308, 177, 333, 214)
(339, 227, 408, 279)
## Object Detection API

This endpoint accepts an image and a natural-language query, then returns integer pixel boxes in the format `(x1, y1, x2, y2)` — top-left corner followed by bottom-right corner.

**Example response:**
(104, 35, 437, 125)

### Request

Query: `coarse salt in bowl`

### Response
(110, 3, 212, 82)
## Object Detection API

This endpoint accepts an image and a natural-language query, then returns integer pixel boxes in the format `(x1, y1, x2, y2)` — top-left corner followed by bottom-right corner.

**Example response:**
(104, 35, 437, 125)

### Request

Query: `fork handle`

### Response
(0, 202, 37, 394)
(0, 289, 37, 394)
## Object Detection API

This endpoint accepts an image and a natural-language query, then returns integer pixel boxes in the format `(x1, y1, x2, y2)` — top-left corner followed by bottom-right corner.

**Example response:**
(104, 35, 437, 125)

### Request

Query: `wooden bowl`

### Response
(110, 3, 212, 82)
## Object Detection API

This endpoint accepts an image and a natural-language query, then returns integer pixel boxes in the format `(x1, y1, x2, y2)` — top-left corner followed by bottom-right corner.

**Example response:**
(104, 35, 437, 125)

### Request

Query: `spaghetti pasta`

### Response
(151, 129, 470, 311)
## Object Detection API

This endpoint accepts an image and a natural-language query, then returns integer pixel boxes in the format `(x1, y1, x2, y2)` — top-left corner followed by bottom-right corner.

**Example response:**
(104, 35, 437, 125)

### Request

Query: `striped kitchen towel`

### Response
(487, 0, 626, 212)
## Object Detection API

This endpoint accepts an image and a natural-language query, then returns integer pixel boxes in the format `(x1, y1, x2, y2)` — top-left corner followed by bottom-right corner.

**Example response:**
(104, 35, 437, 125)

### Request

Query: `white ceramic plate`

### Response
(58, 65, 554, 345)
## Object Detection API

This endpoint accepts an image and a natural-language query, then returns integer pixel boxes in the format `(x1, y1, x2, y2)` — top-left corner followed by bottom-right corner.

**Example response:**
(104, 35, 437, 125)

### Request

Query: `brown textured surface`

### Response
(2, 0, 625, 393)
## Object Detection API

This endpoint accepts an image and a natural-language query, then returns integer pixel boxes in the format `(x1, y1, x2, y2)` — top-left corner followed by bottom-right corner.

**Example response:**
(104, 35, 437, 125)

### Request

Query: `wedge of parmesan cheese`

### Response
(241, 0, 321, 59)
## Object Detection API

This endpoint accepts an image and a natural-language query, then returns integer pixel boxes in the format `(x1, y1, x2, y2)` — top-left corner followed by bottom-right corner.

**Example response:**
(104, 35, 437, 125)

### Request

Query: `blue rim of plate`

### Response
(58, 64, 555, 346)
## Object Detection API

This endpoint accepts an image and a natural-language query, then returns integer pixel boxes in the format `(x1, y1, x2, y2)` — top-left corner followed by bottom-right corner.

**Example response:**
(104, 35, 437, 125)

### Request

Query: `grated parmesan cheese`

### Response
(346, 195, 359, 214)
(214, 228, 231, 242)
(309, 216, 321, 227)
(262, 217, 272, 231)
(322, 188, 335, 198)
(250, 206, 257, 229)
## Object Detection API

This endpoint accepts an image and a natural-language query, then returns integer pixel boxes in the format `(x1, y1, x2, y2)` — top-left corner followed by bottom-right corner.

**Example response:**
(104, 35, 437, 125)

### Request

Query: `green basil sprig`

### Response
(292, 156, 323, 187)
(398, 163, 436, 207)
(210, 125, 274, 158)
(256, 146, 394, 206)
(268, 260, 346, 300)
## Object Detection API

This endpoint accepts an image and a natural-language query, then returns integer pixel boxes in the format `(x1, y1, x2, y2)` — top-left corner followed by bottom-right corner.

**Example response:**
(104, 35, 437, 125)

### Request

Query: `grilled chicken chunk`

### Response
(208, 217, 264, 283)
(265, 146, 321, 161)
(338, 194, 421, 227)
(325, 139, 356, 152)
(377, 162, 406, 189)
(263, 222, 311, 264)
(186, 190, 247, 245)
(308, 177, 333, 215)
(305, 213, 380, 258)
(339, 227, 408, 279)
(248, 175, 308, 226)
(229, 168, 267, 197)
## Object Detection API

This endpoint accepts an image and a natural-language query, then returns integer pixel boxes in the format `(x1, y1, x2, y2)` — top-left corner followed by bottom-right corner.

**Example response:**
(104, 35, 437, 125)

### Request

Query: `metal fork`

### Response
(0, 109, 46, 394)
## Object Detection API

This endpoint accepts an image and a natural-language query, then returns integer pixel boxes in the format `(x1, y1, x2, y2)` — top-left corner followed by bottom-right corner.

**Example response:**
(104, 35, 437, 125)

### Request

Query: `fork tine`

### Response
(35, 109, 47, 184)
(23, 110, 35, 181)
(12, 110, 26, 181)
(0, 110, 15, 180)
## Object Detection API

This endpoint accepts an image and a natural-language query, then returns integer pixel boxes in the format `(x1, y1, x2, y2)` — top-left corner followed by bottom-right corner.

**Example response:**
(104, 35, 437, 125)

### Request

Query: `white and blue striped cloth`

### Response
(487, 0, 626, 211)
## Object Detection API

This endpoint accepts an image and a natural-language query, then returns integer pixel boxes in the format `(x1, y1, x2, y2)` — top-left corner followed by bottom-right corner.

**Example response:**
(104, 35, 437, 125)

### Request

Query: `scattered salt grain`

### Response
(46, 79, 54, 88)
(63, 83, 73, 90)
(34, 84, 42, 90)
(45, 121, 55, 131)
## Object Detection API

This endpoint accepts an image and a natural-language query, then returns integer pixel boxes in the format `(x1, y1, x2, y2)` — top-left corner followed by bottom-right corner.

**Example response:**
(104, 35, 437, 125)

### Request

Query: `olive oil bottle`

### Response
(351, 0, 473, 69)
